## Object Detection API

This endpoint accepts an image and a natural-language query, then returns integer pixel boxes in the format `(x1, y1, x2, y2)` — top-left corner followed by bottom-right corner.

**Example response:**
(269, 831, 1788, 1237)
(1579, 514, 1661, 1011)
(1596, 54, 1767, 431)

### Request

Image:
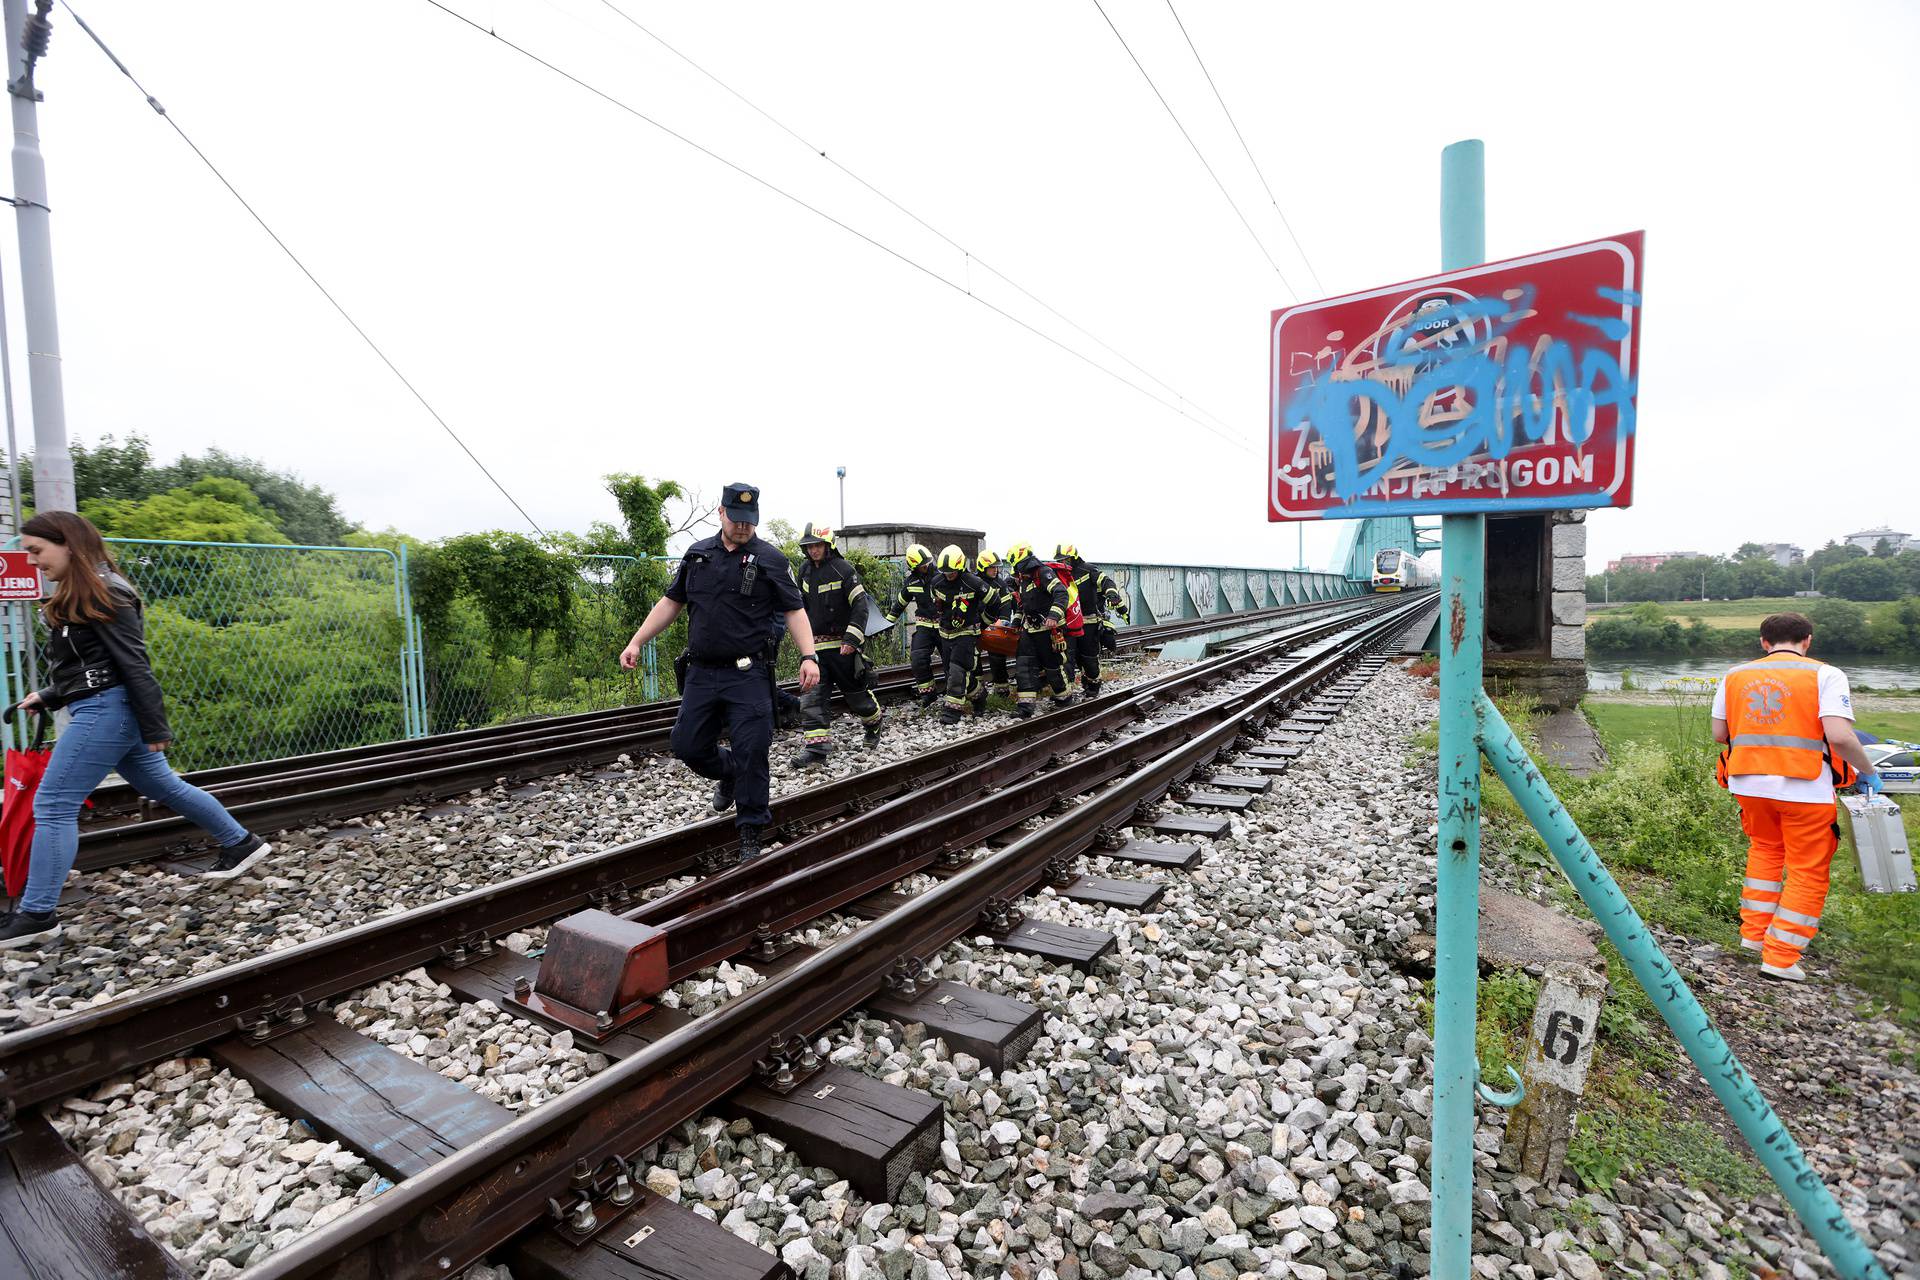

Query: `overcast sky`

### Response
(7, 1, 1916, 572)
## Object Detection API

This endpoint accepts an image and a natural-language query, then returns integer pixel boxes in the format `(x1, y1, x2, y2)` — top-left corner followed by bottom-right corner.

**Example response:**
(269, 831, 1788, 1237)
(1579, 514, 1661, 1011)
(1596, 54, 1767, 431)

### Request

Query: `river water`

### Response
(1586, 653, 1920, 692)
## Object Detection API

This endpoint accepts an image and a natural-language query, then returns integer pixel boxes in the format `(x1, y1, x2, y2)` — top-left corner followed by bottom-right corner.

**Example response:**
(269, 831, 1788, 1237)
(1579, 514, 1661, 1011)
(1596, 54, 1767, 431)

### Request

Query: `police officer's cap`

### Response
(721, 482, 761, 525)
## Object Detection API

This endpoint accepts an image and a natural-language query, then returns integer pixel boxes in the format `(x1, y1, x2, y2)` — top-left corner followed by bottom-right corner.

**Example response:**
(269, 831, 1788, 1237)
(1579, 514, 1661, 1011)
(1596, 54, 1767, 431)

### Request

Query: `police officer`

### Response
(925, 545, 987, 724)
(1055, 543, 1110, 700)
(884, 544, 940, 707)
(972, 548, 1016, 713)
(620, 483, 817, 864)
(1007, 542, 1071, 718)
(789, 523, 885, 767)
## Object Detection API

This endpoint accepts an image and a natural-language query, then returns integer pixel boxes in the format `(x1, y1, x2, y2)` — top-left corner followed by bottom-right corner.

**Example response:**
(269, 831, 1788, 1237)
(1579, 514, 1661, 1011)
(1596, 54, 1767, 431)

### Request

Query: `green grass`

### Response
(1588, 596, 1807, 624)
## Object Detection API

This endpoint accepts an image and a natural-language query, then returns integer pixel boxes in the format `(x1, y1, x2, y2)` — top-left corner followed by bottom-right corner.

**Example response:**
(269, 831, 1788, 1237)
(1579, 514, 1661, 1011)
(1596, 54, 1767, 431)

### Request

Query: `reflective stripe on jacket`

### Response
(1723, 652, 1827, 781)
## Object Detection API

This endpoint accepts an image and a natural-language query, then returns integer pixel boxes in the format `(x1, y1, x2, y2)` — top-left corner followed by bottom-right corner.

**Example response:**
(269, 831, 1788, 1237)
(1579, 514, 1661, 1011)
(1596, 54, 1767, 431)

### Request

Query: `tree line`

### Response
(1588, 540, 1920, 604)
(10, 435, 914, 766)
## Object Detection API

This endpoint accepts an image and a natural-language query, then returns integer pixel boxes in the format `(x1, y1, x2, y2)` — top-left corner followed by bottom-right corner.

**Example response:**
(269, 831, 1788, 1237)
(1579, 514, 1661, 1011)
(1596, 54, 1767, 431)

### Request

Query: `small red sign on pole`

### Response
(1269, 232, 1643, 520)
(0, 551, 44, 601)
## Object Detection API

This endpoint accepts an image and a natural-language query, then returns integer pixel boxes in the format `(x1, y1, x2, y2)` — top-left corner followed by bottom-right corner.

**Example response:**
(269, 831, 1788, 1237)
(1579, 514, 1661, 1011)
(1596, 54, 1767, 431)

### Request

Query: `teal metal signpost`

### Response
(1422, 142, 1887, 1279)
(1267, 138, 1884, 1278)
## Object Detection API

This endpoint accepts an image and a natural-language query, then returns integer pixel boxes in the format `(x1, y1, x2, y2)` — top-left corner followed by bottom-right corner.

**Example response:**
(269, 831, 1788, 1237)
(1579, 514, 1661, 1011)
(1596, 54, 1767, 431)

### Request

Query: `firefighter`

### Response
(1711, 612, 1879, 982)
(972, 548, 1016, 713)
(1096, 566, 1129, 652)
(884, 543, 940, 707)
(788, 524, 884, 767)
(925, 545, 986, 725)
(1054, 543, 1103, 699)
(1007, 542, 1072, 718)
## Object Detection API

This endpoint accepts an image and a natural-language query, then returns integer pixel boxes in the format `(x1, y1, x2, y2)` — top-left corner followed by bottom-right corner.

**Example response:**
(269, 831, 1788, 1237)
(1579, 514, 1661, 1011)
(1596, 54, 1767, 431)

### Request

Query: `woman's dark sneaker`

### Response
(203, 833, 273, 881)
(0, 910, 61, 949)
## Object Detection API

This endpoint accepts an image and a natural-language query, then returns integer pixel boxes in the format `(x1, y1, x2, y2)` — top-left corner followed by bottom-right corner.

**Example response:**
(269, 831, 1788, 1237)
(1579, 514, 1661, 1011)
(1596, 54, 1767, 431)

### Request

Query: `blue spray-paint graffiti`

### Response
(1286, 285, 1641, 502)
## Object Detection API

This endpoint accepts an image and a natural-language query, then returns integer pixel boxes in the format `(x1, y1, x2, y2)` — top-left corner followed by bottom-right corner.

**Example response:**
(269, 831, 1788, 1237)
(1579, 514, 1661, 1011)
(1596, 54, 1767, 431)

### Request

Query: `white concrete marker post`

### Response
(1502, 962, 1606, 1185)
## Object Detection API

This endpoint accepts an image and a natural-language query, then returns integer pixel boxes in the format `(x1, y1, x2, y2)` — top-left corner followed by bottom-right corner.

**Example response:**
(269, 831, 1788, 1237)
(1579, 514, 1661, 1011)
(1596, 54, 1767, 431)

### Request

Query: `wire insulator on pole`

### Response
(20, 1, 49, 64)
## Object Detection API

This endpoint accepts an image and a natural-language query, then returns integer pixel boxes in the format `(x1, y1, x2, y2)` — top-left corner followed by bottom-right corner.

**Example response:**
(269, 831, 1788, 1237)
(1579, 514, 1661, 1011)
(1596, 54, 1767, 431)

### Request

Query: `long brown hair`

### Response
(22, 511, 126, 626)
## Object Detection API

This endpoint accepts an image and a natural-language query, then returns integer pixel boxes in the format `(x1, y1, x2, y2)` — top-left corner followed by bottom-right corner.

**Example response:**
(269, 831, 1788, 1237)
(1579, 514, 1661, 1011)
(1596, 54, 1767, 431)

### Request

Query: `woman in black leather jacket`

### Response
(0, 513, 272, 950)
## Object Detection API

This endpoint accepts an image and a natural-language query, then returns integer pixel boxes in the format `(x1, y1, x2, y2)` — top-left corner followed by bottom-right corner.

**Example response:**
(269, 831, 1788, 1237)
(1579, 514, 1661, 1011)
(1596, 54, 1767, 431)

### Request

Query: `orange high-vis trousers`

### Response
(1734, 793, 1840, 970)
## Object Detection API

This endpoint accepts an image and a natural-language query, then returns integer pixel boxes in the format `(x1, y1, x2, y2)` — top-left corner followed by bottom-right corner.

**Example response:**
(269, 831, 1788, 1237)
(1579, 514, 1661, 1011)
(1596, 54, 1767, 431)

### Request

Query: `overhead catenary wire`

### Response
(592, 0, 1241, 438)
(1162, 0, 1325, 296)
(1088, 0, 1299, 301)
(56, 1, 549, 537)
(426, 0, 1253, 453)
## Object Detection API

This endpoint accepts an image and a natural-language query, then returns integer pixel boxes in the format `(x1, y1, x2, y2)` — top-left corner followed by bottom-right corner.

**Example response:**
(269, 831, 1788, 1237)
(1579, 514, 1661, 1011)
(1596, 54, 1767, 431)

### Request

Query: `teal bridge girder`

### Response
(1333, 516, 1439, 582)
(1104, 561, 1362, 625)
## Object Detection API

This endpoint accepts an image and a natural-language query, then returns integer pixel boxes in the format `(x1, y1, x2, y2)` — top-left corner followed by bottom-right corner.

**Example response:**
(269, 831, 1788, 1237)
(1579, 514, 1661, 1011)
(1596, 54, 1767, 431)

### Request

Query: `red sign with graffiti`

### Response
(1268, 232, 1643, 521)
(0, 551, 41, 600)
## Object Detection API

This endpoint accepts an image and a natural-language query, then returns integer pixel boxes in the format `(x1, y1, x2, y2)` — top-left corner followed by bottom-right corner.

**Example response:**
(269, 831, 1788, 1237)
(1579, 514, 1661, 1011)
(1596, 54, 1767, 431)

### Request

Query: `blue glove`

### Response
(1858, 773, 1884, 796)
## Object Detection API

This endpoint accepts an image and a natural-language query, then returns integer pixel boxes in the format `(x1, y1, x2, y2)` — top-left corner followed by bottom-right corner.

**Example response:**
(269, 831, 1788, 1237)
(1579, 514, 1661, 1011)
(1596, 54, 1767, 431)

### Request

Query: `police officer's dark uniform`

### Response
(665, 483, 808, 862)
(790, 524, 885, 766)
(1010, 547, 1071, 718)
(884, 545, 940, 707)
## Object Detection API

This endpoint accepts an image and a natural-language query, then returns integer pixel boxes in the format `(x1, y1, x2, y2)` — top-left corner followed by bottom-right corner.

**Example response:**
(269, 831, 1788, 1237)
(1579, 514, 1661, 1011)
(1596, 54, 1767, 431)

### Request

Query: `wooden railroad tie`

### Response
(510, 1196, 791, 1280)
(1103, 838, 1203, 869)
(866, 981, 1044, 1075)
(1143, 812, 1232, 841)
(723, 1066, 942, 1205)
(1, 1111, 192, 1280)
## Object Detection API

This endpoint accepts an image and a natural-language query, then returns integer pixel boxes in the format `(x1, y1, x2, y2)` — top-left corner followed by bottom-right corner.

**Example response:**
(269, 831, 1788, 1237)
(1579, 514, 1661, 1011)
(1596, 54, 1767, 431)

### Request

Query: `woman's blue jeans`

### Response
(19, 686, 249, 912)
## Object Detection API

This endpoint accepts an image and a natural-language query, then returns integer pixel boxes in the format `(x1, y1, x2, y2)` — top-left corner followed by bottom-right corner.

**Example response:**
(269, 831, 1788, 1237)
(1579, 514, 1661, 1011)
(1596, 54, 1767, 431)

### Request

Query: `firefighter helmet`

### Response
(1005, 541, 1033, 567)
(904, 543, 933, 571)
(936, 544, 968, 573)
(976, 548, 1001, 573)
(797, 523, 834, 549)
(1054, 542, 1080, 561)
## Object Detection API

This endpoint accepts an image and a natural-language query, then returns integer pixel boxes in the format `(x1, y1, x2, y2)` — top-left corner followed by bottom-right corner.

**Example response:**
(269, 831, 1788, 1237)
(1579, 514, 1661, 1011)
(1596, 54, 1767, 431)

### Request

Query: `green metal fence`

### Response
(0, 542, 1358, 770)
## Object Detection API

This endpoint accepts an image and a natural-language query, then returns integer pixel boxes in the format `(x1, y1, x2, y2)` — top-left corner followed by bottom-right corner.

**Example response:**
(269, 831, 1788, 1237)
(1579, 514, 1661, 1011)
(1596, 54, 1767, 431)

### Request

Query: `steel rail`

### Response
(82, 603, 1311, 812)
(73, 602, 1349, 862)
(242, 596, 1420, 1280)
(0, 596, 1420, 1114)
(643, 599, 1430, 983)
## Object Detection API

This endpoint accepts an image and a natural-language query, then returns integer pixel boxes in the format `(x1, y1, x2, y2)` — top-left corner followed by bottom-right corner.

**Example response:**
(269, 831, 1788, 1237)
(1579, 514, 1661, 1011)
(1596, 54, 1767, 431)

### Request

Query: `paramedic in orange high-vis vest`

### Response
(1711, 612, 1880, 982)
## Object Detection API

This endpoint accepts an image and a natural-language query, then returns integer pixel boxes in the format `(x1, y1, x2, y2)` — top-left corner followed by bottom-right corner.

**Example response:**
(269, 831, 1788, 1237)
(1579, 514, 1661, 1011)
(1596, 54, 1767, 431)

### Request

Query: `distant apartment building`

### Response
(1844, 527, 1914, 554)
(1605, 551, 1703, 574)
(1759, 542, 1804, 567)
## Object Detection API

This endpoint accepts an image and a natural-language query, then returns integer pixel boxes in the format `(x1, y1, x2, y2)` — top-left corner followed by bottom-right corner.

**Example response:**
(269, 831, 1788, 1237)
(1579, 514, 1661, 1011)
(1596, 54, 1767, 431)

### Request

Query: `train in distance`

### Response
(1371, 547, 1435, 592)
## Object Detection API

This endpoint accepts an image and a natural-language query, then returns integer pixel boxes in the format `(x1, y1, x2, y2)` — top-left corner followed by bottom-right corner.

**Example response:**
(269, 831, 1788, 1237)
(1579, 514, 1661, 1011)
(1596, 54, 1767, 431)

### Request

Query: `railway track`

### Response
(0, 591, 1433, 1280)
(69, 598, 1371, 871)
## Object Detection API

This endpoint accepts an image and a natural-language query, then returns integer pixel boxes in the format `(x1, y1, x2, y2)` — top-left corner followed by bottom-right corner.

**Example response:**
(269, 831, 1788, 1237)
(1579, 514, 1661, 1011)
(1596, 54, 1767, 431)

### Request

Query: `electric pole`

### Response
(835, 466, 846, 528)
(6, 0, 72, 512)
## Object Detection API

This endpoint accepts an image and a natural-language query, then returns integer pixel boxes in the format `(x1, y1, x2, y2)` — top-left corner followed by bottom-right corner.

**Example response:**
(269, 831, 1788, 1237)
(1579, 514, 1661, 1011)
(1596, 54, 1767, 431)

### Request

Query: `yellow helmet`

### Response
(905, 543, 933, 571)
(1054, 542, 1080, 561)
(976, 548, 1001, 573)
(936, 544, 968, 572)
(1005, 541, 1033, 566)
(797, 523, 835, 549)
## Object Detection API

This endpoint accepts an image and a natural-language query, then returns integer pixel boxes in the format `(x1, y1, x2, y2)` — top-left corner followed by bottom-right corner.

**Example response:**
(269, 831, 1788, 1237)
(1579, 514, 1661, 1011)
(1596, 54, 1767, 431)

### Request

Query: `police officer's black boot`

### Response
(737, 825, 765, 864)
(711, 772, 736, 814)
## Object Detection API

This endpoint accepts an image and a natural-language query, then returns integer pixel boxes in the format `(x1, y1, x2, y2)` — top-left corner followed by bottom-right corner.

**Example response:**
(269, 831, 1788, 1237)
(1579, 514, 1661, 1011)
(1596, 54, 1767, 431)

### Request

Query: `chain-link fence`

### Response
(0, 541, 927, 767)
(0, 539, 413, 771)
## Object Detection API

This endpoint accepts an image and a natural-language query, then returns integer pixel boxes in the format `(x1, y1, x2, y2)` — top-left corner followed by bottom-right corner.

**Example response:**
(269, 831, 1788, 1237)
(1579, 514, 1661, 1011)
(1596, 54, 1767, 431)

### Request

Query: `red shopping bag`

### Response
(2, 707, 50, 900)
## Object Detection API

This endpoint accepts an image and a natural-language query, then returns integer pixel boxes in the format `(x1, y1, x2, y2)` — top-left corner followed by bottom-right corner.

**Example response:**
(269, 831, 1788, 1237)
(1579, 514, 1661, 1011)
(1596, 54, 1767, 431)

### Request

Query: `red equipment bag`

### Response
(1, 705, 50, 900)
